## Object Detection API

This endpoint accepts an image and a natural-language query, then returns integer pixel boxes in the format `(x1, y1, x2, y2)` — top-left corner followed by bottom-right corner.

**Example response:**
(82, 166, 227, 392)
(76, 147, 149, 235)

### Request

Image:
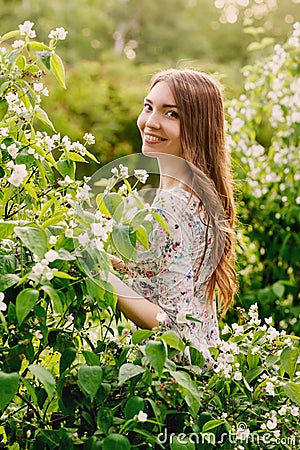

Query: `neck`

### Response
(157, 154, 191, 191)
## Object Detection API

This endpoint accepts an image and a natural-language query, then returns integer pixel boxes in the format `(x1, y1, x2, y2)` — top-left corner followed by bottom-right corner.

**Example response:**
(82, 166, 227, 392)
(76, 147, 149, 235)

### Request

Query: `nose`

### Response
(145, 111, 161, 129)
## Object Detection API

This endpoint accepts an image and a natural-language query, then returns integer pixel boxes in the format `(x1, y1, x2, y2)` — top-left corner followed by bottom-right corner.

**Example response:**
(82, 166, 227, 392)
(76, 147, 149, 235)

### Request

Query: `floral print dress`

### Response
(127, 187, 220, 361)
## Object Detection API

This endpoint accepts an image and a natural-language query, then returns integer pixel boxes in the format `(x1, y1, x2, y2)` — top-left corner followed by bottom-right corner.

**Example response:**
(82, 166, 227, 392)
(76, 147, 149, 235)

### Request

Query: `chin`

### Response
(141, 146, 158, 157)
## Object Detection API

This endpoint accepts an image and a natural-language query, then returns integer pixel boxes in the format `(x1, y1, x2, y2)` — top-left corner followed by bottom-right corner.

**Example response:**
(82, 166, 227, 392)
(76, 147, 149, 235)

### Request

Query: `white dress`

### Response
(127, 187, 220, 361)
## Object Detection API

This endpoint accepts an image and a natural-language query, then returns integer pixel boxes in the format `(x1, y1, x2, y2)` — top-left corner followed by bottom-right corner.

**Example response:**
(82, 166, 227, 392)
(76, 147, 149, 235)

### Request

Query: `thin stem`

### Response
(16, 392, 41, 420)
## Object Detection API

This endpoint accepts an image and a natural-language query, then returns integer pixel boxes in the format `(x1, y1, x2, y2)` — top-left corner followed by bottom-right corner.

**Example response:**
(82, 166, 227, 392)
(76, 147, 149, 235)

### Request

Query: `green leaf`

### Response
(67, 151, 87, 163)
(145, 340, 166, 378)
(60, 347, 77, 374)
(82, 351, 100, 366)
(28, 364, 55, 398)
(245, 367, 264, 383)
(160, 330, 185, 352)
(28, 41, 51, 51)
(202, 419, 224, 432)
(280, 347, 298, 379)
(119, 363, 145, 385)
(132, 329, 154, 345)
(169, 370, 200, 417)
(283, 382, 300, 406)
(103, 192, 124, 222)
(0, 221, 16, 239)
(131, 209, 149, 231)
(78, 365, 103, 401)
(52, 271, 77, 280)
(170, 436, 195, 450)
(36, 50, 52, 70)
(50, 53, 66, 89)
(0, 274, 20, 291)
(152, 212, 171, 234)
(41, 285, 63, 314)
(272, 282, 285, 299)
(135, 225, 149, 250)
(34, 107, 56, 132)
(0, 30, 20, 42)
(0, 371, 19, 411)
(16, 289, 39, 325)
(0, 98, 8, 120)
(247, 349, 259, 369)
(102, 434, 130, 450)
(96, 407, 114, 434)
(111, 224, 136, 262)
(124, 395, 145, 420)
(189, 346, 205, 367)
(14, 225, 48, 259)
(57, 159, 75, 178)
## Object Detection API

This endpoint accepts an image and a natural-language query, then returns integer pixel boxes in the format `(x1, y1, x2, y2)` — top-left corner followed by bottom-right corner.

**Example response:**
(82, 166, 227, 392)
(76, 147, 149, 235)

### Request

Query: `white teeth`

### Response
(145, 134, 161, 142)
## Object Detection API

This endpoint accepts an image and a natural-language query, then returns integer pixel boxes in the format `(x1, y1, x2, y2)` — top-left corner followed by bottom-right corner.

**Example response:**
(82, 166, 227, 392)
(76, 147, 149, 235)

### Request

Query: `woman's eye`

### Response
(166, 110, 178, 118)
(144, 103, 152, 111)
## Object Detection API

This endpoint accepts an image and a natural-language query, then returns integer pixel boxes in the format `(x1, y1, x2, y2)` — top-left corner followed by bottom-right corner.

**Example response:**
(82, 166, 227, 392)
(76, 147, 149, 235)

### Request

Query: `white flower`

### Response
(33, 83, 43, 92)
(290, 406, 299, 417)
(266, 418, 277, 430)
(44, 249, 59, 262)
(65, 228, 73, 238)
(232, 323, 244, 336)
(7, 163, 28, 187)
(48, 27, 68, 40)
(233, 371, 242, 381)
(134, 169, 149, 184)
(265, 317, 273, 325)
(49, 236, 57, 245)
(221, 324, 231, 335)
(78, 232, 89, 246)
(0, 127, 9, 137)
(35, 330, 43, 339)
(119, 184, 128, 195)
(94, 238, 104, 251)
(91, 223, 109, 241)
(12, 39, 25, 49)
(156, 311, 167, 323)
(265, 381, 275, 396)
(251, 346, 259, 355)
(267, 326, 279, 342)
(111, 167, 119, 176)
(278, 405, 287, 416)
(0, 293, 7, 312)
(137, 411, 147, 422)
(19, 20, 36, 38)
(64, 175, 73, 185)
(7, 143, 18, 159)
(231, 117, 244, 133)
(31, 262, 45, 276)
(119, 164, 129, 178)
(83, 133, 95, 145)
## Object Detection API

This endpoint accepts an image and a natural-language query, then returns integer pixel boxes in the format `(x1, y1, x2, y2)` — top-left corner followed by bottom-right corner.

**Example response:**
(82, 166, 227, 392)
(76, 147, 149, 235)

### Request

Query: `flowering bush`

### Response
(226, 22, 300, 334)
(0, 22, 299, 450)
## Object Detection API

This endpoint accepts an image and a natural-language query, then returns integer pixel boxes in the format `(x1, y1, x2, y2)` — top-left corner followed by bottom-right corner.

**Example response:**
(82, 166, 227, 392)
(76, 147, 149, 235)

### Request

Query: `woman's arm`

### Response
(107, 272, 160, 330)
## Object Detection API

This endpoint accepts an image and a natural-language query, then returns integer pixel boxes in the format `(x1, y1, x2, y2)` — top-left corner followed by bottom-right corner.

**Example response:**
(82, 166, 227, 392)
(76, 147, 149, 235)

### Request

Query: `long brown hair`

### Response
(149, 69, 238, 315)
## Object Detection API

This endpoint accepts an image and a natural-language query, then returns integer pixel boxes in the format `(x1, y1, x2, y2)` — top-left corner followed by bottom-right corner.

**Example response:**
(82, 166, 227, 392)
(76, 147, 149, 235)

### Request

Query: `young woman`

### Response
(108, 69, 238, 359)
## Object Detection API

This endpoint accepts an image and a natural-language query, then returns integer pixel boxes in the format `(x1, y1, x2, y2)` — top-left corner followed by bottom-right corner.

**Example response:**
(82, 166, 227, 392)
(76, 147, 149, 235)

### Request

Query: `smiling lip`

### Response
(144, 133, 167, 143)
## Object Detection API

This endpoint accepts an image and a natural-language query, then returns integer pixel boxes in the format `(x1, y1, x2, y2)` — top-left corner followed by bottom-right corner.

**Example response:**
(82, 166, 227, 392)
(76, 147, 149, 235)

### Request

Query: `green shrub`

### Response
(227, 22, 300, 334)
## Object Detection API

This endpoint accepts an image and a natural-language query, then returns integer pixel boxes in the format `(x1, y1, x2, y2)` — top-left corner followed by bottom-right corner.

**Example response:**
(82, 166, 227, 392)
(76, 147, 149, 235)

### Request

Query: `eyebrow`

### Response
(144, 98, 178, 108)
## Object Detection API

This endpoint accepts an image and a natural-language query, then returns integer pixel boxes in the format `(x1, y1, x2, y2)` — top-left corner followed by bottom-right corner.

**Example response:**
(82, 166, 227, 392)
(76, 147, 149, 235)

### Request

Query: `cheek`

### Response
(137, 113, 144, 132)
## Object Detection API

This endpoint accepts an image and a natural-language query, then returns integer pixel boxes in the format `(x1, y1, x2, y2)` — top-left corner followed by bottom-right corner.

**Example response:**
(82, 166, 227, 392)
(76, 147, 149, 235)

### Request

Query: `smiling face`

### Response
(137, 81, 182, 158)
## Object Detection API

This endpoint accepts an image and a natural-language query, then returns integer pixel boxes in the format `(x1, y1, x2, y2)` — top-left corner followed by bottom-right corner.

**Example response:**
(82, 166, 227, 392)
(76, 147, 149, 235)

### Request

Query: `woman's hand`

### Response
(107, 253, 127, 272)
